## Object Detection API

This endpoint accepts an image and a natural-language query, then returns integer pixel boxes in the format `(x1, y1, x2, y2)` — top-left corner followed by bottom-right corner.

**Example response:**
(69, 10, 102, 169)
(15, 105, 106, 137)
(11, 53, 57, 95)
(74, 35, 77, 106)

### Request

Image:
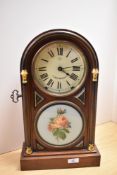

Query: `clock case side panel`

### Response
(20, 29, 99, 151)
(85, 45, 99, 146)
(20, 60, 33, 148)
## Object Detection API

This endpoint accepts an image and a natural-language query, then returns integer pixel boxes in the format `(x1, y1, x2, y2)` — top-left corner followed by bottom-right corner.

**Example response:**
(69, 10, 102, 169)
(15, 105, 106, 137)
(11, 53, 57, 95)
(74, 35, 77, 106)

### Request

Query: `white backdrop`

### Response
(0, 0, 117, 154)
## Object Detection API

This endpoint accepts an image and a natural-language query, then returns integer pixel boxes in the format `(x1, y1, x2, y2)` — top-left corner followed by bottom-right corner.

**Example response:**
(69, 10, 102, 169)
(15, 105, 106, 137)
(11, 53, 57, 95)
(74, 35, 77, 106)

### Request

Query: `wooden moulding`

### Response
(20, 144, 101, 171)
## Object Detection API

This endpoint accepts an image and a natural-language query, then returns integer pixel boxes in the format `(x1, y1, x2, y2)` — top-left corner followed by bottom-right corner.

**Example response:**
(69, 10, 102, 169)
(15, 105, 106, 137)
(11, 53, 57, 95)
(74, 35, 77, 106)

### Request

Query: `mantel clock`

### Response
(11, 29, 100, 170)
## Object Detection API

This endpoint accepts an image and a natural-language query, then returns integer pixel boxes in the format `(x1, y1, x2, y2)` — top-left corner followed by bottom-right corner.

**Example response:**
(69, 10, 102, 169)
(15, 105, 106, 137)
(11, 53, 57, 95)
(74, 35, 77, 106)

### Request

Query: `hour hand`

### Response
(63, 66, 80, 71)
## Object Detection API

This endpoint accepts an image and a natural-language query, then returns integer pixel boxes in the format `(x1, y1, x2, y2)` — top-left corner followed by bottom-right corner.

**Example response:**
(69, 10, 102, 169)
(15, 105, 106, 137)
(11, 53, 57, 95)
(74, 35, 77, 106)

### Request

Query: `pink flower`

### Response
(48, 111, 71, 133)
(53, 116, 69, 128)
(48, 123, 62, 131)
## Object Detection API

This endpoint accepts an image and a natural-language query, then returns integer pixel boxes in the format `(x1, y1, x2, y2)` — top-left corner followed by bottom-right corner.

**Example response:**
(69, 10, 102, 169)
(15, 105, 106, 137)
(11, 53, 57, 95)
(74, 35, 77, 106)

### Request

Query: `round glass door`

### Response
(35, 102, 84, 148)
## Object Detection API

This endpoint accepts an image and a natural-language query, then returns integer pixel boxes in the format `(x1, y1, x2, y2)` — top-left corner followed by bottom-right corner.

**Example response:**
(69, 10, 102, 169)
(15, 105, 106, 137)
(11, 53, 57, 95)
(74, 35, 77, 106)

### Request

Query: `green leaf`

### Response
(58, 130, 66, 140)
(63, 128, 70, 133)
(52, 128, 59, 136)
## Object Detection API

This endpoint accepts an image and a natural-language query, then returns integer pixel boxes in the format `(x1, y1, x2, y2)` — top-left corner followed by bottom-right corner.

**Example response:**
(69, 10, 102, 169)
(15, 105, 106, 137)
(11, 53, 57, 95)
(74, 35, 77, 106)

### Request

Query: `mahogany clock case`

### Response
(20, 29, 100, 170)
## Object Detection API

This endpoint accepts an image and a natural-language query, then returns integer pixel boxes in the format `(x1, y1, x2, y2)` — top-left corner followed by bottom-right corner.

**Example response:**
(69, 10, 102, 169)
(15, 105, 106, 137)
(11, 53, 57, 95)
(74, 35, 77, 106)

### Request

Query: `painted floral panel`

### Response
(48, 108, 71, 141)
(36, 104, 83, 146)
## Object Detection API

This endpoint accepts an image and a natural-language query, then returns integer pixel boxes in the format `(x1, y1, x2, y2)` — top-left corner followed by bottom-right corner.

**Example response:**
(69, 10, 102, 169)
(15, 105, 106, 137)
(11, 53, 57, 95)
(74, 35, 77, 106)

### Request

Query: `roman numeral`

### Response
(57, 81, 61, 89)
(66, 49, 72, 57)
(40, 73, 48, 81)
(66, 80, 71, 86)
(71, 57, 78, 63)
(48, 50, 54, 57)
(41, 59, 48, 62)
(38, 67, 47, 71)
(47, 79, 54, 87)
(73, 66, 80, 71)
(57, 48, 63, 55)
(70, 73, 78, 81)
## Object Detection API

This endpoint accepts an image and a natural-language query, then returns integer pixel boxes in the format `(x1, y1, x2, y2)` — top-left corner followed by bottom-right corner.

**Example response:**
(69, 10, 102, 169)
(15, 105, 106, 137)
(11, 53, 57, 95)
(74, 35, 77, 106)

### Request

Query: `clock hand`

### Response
(63, 66, 80, 69)
(58, 66, 71, 76)
(62, 66, 72, 69)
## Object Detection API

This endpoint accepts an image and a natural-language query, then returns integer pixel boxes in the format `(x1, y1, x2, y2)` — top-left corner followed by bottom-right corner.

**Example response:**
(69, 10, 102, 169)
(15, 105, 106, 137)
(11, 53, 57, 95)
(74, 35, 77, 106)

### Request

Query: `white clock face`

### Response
(32, 41, 87, 95)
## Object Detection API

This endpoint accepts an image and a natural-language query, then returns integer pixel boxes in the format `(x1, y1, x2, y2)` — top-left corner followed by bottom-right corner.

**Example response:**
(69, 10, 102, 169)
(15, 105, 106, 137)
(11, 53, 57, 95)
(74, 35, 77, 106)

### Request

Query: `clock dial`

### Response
(35, 102, 84, 147)
(32, 41, 87, 95)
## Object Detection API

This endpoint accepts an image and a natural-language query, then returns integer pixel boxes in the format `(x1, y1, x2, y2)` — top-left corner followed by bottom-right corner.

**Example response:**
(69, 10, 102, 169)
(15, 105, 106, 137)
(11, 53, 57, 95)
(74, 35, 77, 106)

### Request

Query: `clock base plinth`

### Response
(20, 144, 101, 171)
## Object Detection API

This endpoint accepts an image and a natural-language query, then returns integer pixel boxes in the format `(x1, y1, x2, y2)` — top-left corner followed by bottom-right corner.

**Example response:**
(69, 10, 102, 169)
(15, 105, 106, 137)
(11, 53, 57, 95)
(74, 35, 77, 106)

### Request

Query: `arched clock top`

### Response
(20, 29, 99, 71)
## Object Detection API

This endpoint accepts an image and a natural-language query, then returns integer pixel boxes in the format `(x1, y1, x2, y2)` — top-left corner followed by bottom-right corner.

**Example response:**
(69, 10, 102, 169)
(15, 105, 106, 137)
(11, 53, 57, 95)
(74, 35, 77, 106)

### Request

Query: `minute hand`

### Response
(61, 69, 78, 81)
(61, 68, 71, 76)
